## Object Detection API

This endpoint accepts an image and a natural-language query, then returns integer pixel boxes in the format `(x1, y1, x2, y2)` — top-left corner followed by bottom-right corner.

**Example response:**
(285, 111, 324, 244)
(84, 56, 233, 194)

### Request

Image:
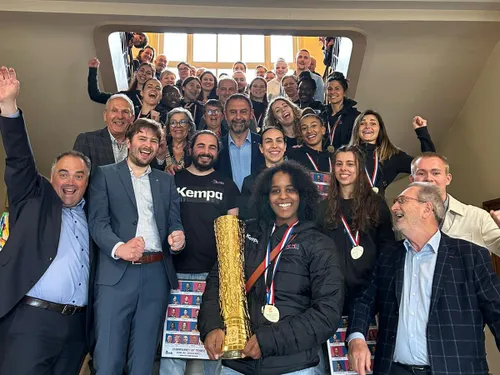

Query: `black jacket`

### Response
(321, 98, 360, 150)
(286, 145, 331, 173)
(199, 221, 344, 375)
(87, 67, 142, 108)
(317, 197, 395, 315)
(362, 126, 436, 195)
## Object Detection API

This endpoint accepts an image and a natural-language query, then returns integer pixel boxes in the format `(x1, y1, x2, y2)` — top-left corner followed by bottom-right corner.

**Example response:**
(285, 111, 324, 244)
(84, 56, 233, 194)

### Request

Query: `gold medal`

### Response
(351, 245, 364, 260)
(327, 145, 335, 153)
(262, 304, 280, 322)
(372, 187, 379, 193)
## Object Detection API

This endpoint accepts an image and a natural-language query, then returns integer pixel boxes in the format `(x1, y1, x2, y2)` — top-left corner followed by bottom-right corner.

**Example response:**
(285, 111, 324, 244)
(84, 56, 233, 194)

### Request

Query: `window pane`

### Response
(242, 35, 264, 62)
(270, 35, 293, 64)
(336, 37, 353, 76)
(193, 34, 216, 62)
(218, 34, 241, 62)
(164, 33, 187, 62)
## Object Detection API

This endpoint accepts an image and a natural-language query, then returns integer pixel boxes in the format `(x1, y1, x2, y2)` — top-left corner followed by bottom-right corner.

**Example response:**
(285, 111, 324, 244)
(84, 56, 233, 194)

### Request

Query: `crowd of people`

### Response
(0, 32, 500, 375)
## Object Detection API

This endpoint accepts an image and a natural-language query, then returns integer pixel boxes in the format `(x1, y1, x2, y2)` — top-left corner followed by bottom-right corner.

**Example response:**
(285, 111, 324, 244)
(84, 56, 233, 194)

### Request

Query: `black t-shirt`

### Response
(174, 169, 240, 273)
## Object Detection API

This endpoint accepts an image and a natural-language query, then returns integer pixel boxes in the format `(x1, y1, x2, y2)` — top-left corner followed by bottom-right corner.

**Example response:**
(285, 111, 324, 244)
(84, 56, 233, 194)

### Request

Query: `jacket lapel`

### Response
(117, 161, 137, 209)
(149, 172, 162, 234)
(429, 237, 450, 316)
(394, 246, 406, 307)
(101, 128, 116, 165)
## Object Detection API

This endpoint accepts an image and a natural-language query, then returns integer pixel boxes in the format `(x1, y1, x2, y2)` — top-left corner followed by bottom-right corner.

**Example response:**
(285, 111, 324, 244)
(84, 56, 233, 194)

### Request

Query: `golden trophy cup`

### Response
(214, 215, 252, 359)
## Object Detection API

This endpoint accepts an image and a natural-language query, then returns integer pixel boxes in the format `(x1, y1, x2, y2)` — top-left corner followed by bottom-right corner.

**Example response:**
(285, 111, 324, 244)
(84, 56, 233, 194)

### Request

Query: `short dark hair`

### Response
(250, 161, 320, 225)
(177, 61, 190, 69)
(260, 125, 284, 140)
(224, 93, 253, 113)
(133, 32, 148, 48)
(125, 118, 161, 142)
(327, 71, 349, 91)
(204, 99, 223, 114)
(51, 150, 91, 176)
(255, 64, 268, 72)
(232, 61, 247, 72)
(190, 130, 221, 153)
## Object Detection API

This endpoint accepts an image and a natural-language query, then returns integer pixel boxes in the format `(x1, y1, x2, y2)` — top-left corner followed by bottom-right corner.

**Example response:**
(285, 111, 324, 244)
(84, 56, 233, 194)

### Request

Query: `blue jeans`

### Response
(160, 273, 220, 375)
(221, 366, 316, 375)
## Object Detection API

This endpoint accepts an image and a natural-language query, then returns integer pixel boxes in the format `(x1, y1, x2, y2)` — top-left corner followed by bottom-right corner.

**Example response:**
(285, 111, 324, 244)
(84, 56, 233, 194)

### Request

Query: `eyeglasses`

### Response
(169, 119, 189, 128)
(393, 196, 426, 205)
(206, 109, 221, 115)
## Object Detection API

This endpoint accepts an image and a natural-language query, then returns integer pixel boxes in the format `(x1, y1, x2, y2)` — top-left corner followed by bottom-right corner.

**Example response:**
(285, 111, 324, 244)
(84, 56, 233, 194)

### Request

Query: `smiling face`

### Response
(201, 73, 215, 92)
(256, 66, 267, 77)
(334, 151, 358, 188)
(162, 86, 182, 108)
(178, 63, 190, 81)
(298, 80, 315, 103)
(300, 116, 325, 148)
(271, 100, 294, 126)
(259, 128, 286, 166)
(216, 79, 237, 104)
(141, 78, 162, 106)
(136, 65, 154, 85)
(269, 171, 300, 226)
(155, 54, 168, 71)
(282, 77, 298, 98)
(233, 62, 246, 72)
(50, 155, 89, 207)
(265, 71, 276, 82)
(160, 73, 176, 87)
(327, 80, 345, 106)
(250, 79, 266, 101)
(232, 71, 247, 93)
(358, 114, 380, 144)
(203, 104, 223, 129)
(275, 61, 288, 79)
(295, 51, 310, 72)
(140, 48, 154, 63)
(127, 127, 160, 167)
(183, 79, 201, 102)
(409, 156, 452, 201)
(225, 98, 253, 135)
(104, 97, 134, 139)
(169, 113, 190, 141)
(391, 186, 429, 235)
(191, 133, 219, 171)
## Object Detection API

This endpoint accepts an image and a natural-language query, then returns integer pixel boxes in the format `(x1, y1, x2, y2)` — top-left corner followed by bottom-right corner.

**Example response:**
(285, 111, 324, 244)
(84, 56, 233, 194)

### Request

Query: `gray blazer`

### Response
(88, 160, 183, 288)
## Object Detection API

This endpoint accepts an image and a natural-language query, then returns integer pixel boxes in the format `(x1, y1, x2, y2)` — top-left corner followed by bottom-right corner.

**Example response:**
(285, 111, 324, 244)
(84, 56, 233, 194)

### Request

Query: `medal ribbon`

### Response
(364, 149, 379, 188)
(328, 115, 342, 146)
(305, 153, 333, 173)
(265, 221, 299, 305)
(339, 213, 360, 248)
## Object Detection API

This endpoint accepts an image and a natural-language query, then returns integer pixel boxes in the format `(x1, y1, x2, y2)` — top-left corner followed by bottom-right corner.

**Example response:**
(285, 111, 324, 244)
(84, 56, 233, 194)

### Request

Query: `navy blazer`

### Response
(88, 160, 183, 288)
(347, 233, 500, 375)
(214, 131, 264, 181)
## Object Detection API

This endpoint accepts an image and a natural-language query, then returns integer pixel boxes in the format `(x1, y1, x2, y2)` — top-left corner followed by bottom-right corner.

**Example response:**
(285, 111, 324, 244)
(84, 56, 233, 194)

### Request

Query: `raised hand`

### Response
(115, 236, 145, 261)
(412, 116, 428, 129)
(156, 128, 167, 161)
(0, 67, 20, 115)
(88, 57, 100, 69)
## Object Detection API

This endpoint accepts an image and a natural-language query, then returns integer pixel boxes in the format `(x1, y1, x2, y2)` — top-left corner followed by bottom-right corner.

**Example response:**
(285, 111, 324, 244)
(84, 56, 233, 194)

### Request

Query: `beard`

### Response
(128, 147, 155, 167)
(229, 119, 250, 134)
(192, 153, 216, 171)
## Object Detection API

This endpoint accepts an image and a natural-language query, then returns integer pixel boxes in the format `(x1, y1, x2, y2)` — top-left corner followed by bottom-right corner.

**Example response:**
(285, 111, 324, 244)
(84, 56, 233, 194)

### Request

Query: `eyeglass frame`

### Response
(169, 119, 189, 128)
(392, 195, 427, 206)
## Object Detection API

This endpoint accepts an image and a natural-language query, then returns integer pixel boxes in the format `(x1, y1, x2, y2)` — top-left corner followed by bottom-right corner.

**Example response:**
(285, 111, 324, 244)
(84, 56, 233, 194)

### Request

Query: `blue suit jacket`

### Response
(348, 233, 500, 375)
(88, 160, 183, 288)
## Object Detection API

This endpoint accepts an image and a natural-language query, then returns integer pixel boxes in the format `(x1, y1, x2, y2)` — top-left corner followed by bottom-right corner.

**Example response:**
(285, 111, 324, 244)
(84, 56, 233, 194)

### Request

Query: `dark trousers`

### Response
(92, 261, 169, 375)
(0, 302, 87, 375)
(390, 362, 431, 375)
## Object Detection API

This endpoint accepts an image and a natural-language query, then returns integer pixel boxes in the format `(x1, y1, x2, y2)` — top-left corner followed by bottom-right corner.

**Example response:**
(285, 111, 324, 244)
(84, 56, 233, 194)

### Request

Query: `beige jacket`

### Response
(442, 194, 500, 256)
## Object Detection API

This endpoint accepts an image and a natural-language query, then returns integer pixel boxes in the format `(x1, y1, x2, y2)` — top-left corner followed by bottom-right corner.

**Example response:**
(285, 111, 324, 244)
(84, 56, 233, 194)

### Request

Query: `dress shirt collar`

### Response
(446, 194, 466, 217)
(403, 229, 441, 255)
(127, 162, 152, 178)
(108, 128, 126, 148)
(63, 198, 86, 210)
(229, 129, 251, 146)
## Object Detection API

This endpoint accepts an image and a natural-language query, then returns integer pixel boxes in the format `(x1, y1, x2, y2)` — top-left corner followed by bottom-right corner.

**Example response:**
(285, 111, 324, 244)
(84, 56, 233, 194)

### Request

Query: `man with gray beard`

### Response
(214, 94, 264, 191)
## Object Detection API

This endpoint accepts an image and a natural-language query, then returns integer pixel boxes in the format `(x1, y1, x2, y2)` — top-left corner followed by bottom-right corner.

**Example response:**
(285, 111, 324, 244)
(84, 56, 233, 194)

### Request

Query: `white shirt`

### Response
(442, 194, 500, 256)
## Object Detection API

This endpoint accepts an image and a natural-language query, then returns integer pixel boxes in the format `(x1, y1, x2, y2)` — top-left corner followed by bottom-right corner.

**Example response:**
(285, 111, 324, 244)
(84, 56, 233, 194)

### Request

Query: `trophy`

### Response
(214, 215, 252, 359)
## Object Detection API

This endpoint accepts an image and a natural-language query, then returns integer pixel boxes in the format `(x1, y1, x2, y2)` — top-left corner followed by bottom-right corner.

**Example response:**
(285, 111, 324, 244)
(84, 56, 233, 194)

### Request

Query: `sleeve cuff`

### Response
(111, 241, 125, 259)
(347, 332, 366, 345)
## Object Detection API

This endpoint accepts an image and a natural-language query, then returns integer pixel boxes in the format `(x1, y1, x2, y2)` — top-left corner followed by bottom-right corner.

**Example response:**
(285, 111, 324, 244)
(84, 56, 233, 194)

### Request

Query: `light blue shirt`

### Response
(27, 199, 90, 306)
(348, 231, 441, 366)
(393, 230, 441, 365)
(228, 130, 252, 191)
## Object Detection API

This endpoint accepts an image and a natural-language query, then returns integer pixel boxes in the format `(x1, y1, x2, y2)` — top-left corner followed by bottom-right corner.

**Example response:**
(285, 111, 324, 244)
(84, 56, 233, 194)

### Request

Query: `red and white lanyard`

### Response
(364, 149, 379, 189)
(305, 152, 332, 173)
(340, 213, 360, 248)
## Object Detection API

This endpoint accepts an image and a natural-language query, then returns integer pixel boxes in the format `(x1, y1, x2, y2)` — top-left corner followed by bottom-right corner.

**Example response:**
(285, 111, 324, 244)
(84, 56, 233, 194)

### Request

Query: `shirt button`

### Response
(76, 236, 78, 239)
(412, 293, 416, 296)
(411, 334, 414, 338)
(79, 283, 81, 286)
(72, 300, 75, 303)
(411, 312, 415, 316)
(413, 274, 417, 277)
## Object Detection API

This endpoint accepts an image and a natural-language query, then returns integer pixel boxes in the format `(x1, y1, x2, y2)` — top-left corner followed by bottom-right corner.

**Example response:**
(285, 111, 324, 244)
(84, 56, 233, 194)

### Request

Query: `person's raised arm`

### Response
(87, 57, 113, 105)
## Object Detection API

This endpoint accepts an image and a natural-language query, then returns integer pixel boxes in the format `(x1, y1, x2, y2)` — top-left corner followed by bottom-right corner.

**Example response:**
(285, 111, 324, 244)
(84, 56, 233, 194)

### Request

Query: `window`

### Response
(162, 33, 297, 81)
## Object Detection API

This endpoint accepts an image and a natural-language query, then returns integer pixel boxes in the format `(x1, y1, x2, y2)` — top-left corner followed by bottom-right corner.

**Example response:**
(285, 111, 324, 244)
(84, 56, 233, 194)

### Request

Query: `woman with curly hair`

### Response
(164, 107, 196, 175)
(263, 97, 303, 147)
(318, 145, 394, 316)
(199, 161, 344, 375)
(348, 110, 435, 195)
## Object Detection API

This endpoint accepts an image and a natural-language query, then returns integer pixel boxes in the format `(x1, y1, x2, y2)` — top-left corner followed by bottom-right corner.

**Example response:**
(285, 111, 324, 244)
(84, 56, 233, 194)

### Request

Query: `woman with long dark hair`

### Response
(198, 70, 218, 103)
(135, 78, 167, 125)
(199, 161, 344, 375)
(319, 145, 394, 315)
(132, 45, 155, 72)
(87, 58, 154, 108)
(348, 109, 435, 194)
(181, 76, 204, 128)
(248, 76, 269, 130)
(320, 72, 360, 151)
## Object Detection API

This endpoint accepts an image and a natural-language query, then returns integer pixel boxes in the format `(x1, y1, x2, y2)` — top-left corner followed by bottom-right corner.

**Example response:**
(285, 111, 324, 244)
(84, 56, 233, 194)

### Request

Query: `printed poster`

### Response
(310, 171, 330, 198)
(162, 280, 209, 359)
(328, 315, 377, 374)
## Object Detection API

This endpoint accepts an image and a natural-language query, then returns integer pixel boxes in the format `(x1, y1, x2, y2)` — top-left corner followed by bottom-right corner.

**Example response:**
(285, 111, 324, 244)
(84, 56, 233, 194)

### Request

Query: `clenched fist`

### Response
(115, 236, 145, 261)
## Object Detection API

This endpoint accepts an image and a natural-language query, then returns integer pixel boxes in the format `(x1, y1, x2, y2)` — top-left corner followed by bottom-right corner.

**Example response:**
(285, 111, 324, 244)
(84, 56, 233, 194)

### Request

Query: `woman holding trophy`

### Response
(199, 161, 344, 375)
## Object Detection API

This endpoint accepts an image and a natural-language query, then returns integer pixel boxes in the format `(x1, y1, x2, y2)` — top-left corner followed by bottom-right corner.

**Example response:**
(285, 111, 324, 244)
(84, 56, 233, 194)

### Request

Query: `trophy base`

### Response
(221, 350, 243, 359)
